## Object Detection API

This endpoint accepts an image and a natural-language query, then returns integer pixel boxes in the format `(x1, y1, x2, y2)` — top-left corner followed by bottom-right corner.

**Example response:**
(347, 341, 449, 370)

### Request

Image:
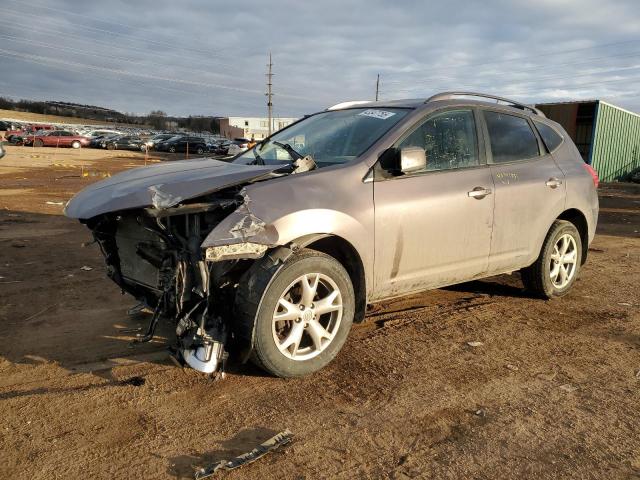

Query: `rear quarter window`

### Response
(534, 121, 563, 152)
(484, 111, 540, 163)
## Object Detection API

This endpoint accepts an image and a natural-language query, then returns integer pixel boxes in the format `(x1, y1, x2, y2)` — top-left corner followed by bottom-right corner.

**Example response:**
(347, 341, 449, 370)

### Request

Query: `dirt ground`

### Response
(0, 145, 639, 479)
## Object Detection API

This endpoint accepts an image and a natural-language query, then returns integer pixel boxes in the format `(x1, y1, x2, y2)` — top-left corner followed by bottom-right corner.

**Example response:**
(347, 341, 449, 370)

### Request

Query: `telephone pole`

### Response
(375, 73, 380, 101)
(266, 52, 274, 136)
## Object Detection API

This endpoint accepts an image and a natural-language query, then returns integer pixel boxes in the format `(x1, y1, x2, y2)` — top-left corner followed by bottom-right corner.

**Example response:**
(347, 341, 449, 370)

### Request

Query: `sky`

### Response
(0, 0, 639, 118)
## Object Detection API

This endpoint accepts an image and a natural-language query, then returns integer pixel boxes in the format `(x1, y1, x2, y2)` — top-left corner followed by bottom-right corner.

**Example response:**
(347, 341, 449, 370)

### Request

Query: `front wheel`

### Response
(71, 140, 81, 149)
(521, 220, 582, 298)
(235, 249, 355, 378)
(168, 146, 176, 153)
(34, 139, 44, 147)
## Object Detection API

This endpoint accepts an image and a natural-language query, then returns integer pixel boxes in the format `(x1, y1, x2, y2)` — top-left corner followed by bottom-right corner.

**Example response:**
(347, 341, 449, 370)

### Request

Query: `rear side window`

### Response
(534, 121, 563, 152)
(484, 111, 539, 163)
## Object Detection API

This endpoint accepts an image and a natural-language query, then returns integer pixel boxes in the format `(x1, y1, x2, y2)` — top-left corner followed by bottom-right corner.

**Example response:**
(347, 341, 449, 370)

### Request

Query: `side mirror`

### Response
(400, 146, 426, 174)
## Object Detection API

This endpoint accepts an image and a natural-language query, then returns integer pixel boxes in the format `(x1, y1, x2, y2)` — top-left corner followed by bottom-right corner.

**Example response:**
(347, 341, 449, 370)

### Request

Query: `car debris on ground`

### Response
(194, 429, 293, 479)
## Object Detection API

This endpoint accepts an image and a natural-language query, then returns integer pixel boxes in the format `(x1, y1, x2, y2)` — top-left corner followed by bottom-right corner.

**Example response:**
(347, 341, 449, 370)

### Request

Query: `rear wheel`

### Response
(169, 146, 176, 153)
(521, 220, 582, 298)
(71, 140, 81, 149)
(196, 147, 204, 154)
(34, 139, 44, 147)
(236, 249, 355, 378)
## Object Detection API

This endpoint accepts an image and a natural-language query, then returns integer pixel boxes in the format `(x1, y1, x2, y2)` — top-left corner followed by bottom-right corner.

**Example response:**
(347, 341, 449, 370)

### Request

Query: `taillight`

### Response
(583, 163, 599, 188)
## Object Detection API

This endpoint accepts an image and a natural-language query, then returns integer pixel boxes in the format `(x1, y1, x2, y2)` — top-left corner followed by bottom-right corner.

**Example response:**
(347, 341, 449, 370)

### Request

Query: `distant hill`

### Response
(0, 97, 221, 133)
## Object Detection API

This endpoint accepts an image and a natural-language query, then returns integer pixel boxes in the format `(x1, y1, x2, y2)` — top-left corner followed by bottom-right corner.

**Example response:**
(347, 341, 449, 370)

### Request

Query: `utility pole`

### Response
(266, 52, 274, 136)
(375, 73, 380, 101)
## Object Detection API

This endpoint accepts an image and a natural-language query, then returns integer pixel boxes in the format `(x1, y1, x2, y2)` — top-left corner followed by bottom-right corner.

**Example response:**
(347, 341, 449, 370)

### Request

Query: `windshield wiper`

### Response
(251, 146, 264, 165)
(273, 141, 303, 160)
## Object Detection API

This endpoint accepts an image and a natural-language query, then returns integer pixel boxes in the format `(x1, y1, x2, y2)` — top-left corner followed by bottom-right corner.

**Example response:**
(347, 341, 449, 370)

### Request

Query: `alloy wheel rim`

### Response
(272, 273, 343, 361)
(550, 233, 577, 289)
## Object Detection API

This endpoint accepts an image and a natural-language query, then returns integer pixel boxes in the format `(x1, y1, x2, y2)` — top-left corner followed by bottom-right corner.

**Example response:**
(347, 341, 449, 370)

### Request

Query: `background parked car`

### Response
(209, 139, 231, 155)
(6, 123, 56, 142)
(31, 131, 90, 148)
(155, 135, 207, 154)
(227, 137, 250, 155)
(145, 133, 176, 150)
(94, 133, 122, 149)
(86, 129, 122, 138)
(105, 135, 147, 151)
(21, 130, 54, 146)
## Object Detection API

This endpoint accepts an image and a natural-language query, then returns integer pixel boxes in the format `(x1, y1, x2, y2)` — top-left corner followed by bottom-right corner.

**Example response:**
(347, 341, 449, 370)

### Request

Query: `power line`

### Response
(0, 32, 256, 86)
(0, 5, 235, 62)
(382, 38, 640, 80)
(383, 49, 640, 87)
(0, 17, 244, 75)
(0, 47, 317, 102)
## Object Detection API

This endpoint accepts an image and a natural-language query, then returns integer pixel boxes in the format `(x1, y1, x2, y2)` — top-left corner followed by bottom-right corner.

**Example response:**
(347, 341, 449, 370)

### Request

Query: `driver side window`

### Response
(398, 109, 479, 173)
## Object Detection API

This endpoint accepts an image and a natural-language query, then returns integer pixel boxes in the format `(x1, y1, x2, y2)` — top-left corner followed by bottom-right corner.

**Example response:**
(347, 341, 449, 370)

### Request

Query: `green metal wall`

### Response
(590, 101, 640, 182)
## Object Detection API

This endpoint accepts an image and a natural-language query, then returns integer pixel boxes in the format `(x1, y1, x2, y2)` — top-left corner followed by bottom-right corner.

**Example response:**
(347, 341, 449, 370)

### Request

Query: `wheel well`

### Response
(557, 209, 589, 265)
(305, 235, 367, 323)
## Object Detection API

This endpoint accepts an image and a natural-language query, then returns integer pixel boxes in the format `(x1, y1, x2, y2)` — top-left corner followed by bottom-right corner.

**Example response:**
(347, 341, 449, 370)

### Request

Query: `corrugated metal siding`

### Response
(591, 101, 640, 182)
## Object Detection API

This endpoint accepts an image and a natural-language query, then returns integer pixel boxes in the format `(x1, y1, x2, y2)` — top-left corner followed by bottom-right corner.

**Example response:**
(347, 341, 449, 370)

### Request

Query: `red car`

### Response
(6, 124, 54, 141)
(26, 131, 90, 148)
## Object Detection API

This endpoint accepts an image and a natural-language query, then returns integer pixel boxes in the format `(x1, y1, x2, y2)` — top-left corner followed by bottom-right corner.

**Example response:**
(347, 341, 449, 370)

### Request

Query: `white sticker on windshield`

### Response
(357, 109, 396, 120)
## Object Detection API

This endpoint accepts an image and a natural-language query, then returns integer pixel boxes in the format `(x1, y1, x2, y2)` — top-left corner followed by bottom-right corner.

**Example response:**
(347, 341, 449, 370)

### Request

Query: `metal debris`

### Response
(559, 384, 578, 393)
(466, 341, 484, 347)
(194, 429, 293, 479)
(80, 265, 93, 271)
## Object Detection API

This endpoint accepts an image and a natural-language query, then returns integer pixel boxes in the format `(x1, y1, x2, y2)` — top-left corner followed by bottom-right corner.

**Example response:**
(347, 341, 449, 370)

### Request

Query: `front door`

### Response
(373, 108, 495, 300)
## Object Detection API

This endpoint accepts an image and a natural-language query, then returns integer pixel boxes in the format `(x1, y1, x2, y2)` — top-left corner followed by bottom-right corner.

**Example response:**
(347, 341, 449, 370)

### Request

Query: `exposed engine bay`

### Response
(69, 156, 317, 377)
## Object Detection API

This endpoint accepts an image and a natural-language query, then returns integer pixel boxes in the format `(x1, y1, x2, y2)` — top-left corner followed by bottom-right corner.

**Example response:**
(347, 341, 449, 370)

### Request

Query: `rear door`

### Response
(481, 109, 566, 273)
(58, 132, 74, 146)
(373, 108, 495, 299)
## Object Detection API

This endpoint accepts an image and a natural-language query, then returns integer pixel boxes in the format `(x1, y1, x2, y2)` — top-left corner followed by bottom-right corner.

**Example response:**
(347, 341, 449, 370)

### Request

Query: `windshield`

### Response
(235, 107, 409, 167)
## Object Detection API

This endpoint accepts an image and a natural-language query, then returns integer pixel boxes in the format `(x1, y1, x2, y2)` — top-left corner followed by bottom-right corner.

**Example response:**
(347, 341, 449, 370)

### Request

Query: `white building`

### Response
(225, 117, 298, 140)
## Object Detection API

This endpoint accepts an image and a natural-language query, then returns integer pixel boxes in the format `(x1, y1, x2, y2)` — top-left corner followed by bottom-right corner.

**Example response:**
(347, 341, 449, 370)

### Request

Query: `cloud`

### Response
(0, 0, 638, 116)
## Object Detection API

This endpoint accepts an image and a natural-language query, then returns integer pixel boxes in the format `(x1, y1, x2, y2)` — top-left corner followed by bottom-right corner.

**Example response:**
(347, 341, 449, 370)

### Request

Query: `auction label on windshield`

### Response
(358, 109, 396, 120)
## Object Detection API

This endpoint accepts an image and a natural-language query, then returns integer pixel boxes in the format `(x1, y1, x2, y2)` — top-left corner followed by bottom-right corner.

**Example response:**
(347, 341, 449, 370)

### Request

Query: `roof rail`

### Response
(426, 91, 545, 117)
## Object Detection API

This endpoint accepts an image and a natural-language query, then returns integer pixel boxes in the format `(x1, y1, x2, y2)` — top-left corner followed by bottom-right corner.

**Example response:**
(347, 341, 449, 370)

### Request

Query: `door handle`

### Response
(545, 177, 563, 188)
(467, 186, 492, 199)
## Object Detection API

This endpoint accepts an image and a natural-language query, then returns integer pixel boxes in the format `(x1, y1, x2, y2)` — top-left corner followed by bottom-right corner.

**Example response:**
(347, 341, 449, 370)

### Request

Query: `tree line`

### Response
(0, 97, 221, 133)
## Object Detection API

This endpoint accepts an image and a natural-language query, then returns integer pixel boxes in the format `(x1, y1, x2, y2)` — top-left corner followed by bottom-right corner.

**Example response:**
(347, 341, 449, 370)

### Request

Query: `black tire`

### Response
(71, 140, 81, 149)
(196, 147, 204, 155)
(140, 145, 147, 152)
(106, 143, 115, 150)
(521, 220, 582, 299)
(169, 146, 176, 153)
(34, 139, 44, 147)
(235, 249, 355, 378)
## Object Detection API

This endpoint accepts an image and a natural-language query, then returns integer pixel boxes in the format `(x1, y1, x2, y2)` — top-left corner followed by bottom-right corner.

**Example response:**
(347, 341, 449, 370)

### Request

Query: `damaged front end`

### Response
(86, 192, 241, 374)
(66, 159, 288, 376)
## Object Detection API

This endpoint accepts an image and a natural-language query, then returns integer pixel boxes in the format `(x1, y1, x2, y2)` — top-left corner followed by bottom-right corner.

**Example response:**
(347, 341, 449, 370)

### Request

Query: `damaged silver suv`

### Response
(66, 92, 599, 378)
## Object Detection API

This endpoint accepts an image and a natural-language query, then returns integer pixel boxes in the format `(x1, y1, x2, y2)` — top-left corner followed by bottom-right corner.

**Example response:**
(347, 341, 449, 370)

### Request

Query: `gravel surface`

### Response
(1, 145, 639, 479)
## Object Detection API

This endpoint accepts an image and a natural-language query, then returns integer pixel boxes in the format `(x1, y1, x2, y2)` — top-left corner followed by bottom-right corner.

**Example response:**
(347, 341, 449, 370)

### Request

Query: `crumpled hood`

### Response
(64, 157, 282, 219)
